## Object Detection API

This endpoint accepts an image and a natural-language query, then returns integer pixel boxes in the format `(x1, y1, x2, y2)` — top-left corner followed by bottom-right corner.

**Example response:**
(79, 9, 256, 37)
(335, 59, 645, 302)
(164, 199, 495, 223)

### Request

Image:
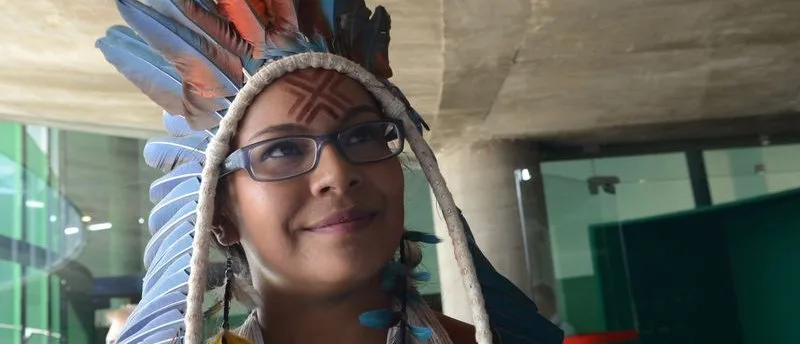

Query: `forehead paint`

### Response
(283, 69, 354, 124)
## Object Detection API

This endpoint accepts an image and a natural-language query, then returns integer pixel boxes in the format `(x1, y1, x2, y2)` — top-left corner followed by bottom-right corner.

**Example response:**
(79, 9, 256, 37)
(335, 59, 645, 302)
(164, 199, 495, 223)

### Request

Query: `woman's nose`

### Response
(309, 142, 362, 196)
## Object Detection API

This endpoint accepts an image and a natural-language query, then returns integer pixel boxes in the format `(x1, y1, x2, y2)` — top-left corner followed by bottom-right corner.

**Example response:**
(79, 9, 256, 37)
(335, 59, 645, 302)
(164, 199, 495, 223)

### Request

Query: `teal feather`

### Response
(262, 31, 328, 59)
(380, 261, 405, 291)
(404, 230, 440, 244)
(408, 324, 433, 341)
(358, 309, 398, 329)
(411, 271, 431, 282)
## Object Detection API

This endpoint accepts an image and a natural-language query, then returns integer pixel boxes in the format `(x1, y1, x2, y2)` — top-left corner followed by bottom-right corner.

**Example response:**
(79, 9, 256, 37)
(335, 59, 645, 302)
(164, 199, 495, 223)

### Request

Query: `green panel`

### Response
(0, 261, 22, 344)
(586, 189, 800, 343)
(0, 122, 23, 160)
(24, 271, 49, 344)
(66, 299, 90, 344)
(50, 277, 61, 339)
(558, 275, 606, 334)
(0, 122, 23, 344)
(726, 189, 800, 344)
(588, 224, 634, 332)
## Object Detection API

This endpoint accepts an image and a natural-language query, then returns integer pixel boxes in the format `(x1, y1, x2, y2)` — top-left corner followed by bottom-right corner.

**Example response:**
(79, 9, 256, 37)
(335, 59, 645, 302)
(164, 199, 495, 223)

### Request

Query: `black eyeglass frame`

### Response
(220, 119, 406, 182)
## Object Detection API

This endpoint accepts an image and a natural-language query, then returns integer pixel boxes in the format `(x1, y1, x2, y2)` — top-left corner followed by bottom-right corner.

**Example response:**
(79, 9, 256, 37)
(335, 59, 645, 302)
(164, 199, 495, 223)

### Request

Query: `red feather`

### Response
(177, 0, 252, 57)
(182, 84, 223, 129)
(246, 0, 269, 20)
(296, 1, 332, 44)
(217, 0, 268, 58)
(265, 0, 299, 31)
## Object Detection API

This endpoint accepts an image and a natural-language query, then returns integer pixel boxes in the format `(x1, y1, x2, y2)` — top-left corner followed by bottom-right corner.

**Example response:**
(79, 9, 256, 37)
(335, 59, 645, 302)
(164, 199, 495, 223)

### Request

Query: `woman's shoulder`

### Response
(434, 312, 500, 344)
(435, 312, 477, 344)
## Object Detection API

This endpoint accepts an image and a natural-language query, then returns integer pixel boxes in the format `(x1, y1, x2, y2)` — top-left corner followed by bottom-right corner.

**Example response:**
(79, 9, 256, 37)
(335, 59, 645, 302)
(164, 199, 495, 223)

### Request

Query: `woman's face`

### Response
(218, 69, 404, 295)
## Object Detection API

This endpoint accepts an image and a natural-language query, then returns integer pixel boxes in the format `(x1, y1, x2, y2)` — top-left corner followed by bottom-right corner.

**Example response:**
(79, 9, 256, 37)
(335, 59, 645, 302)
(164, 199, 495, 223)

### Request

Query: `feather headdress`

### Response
(97, 1, 563, 343)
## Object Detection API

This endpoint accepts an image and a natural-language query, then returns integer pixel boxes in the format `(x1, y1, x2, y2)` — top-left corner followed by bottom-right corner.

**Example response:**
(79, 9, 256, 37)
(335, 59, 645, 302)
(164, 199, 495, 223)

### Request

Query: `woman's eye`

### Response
(346, 126, 381, 144)
(260, 141, 304, 160)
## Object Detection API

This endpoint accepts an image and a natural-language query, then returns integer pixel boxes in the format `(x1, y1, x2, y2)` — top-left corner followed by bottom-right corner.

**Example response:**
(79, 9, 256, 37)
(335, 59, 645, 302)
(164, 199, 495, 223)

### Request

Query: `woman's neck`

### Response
(256, 278, 392, 344)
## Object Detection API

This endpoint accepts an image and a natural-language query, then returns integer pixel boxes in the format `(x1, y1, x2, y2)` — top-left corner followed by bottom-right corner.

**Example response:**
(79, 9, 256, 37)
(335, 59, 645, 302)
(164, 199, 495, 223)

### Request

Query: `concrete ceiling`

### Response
(1, 0, 799, 150)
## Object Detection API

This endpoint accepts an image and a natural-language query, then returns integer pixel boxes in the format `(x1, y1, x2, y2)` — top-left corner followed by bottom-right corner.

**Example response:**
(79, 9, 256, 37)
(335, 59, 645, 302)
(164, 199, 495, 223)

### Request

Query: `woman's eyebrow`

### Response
(248, 123, 308, 141)
(337, 105, 382, 124)
(247, 105, 382, 141)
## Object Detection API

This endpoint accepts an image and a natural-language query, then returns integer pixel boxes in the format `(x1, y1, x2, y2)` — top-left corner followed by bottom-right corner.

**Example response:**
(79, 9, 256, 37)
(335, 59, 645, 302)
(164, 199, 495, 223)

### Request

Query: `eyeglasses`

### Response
(221, 120, 405, 181)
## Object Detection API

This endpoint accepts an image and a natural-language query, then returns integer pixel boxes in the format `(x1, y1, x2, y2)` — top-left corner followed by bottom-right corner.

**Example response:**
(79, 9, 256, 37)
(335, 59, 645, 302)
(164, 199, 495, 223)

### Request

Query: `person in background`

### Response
(533, 284, 577, 336)
(105, 304, 136, 344)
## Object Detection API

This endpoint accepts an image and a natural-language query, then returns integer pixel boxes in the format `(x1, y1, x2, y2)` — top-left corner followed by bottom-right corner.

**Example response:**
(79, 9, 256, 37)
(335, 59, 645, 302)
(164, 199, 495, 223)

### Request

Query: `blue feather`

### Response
(149, 178, 200, 233)
(194, 0, 217, 14)
(162, 112, 216, 137)
(118, 267, 189, 342)
(411, 270, 431, 282)
(106, 24, 144, 43)
(120, 309, 185, 344)
(319, 0, 337, 33)
(358, 309, 397, 329)
(263, 32, 328, 59)
(404, 230, 440, 244)
(143, 134, 208, 172)
(145, 243, 192, 293)
(105, 25, 173, 73)
(144, 204, 196, 264)
(147, 229, 192, 269)
(132, 283, 188, 330)
(140, 0, 263, 76)
(99, 27, 230, 123)
(408, 324, 433, 341)
(116, 0, 241, 98)
(144, 219, 194, 268)
(382, 80, 430, 134)
(141, 328, 185, 344)
(149, 161, 203, 203)
(139, 0, 215, 40)
(101, 25, 230, 120)
(96, 35, 185, 116)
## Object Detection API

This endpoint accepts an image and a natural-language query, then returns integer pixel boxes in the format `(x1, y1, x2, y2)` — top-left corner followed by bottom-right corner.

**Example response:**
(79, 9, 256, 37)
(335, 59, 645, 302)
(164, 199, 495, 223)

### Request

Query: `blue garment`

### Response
(460, 209, 565, 344)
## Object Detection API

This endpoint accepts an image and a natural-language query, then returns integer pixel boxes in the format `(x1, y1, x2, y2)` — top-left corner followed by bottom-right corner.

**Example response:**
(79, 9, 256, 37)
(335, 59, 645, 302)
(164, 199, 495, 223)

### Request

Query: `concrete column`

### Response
(431, 139, 555, 323)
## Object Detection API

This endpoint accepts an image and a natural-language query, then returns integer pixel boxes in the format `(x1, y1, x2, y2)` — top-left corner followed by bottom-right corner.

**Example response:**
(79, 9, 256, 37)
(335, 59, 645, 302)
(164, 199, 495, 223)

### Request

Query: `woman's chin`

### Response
(298, 262, 383, 294)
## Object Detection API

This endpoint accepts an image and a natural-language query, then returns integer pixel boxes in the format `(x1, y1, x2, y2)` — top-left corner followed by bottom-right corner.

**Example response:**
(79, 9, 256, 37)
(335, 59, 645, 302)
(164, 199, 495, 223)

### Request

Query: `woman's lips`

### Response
(305, 210, 377, 234)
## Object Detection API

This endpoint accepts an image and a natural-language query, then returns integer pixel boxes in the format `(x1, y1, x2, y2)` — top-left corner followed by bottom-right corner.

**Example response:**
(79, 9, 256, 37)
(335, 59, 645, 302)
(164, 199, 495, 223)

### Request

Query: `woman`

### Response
(96, 0, 564, 343)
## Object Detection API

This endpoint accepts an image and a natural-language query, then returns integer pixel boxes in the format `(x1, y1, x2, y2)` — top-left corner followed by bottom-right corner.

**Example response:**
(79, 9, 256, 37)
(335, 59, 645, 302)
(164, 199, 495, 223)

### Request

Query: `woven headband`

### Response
(95, 1, 564, 343)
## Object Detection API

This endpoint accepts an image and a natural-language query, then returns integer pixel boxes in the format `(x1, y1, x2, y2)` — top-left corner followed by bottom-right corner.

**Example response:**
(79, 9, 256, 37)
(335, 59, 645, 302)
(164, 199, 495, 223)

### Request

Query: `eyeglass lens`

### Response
(247, 121, 403, 180)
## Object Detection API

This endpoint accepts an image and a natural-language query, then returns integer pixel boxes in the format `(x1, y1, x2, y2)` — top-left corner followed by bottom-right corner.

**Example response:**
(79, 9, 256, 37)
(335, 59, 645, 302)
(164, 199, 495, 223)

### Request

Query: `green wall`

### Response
(540, 144, 800, 334)
(0, 123, 24, 343)
(403, 167, 438, 295)
(726, 189, 800, 343)
(0, 122, 86, 343)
